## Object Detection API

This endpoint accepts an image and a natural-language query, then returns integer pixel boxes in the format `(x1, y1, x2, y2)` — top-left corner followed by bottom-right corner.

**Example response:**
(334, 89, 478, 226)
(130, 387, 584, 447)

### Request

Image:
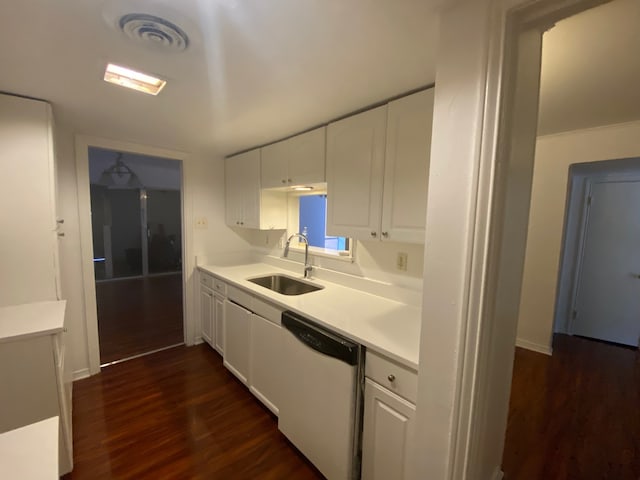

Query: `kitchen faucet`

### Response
(283, 233, 313, 278)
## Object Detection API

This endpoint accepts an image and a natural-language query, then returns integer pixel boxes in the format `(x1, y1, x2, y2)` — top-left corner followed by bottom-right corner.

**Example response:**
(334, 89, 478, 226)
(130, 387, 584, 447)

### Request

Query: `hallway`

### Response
(503, 334, 640, 479)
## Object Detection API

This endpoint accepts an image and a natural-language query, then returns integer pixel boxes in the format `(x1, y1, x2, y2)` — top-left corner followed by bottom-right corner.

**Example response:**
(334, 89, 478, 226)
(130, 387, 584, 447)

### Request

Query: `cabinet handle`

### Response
(240, 221, 244, 226)
(381, 231, 389, 238)
(281, 179, 286, 184)
(387, 374, 396, 382)
(57, 232, 65, 237)
(287, 178, 292, 183)
(370, 231, 377, 238)
(56, 219, 64, 224)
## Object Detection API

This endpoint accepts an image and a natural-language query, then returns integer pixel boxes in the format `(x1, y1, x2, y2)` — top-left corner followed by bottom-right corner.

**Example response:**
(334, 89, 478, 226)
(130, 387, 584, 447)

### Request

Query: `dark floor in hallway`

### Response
(96, 273, 184, 364)
(64, 344, 323, 480)
(502, 334, 640, 479)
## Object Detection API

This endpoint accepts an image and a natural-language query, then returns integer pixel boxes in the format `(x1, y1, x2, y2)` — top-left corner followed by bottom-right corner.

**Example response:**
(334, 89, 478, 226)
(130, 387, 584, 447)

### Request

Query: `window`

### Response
(289, 193, 351, 257)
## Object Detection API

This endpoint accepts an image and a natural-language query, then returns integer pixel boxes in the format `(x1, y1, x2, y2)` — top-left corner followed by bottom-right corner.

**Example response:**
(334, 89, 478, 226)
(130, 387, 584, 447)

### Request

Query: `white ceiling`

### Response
(0, 0, 636, 157)
(0, 0, 439, 156)
(539, 0, 640, 136)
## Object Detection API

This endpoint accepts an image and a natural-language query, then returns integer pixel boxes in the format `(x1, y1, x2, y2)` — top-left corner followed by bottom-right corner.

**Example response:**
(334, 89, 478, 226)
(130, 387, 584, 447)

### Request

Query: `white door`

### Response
(572, 179, 640, 346)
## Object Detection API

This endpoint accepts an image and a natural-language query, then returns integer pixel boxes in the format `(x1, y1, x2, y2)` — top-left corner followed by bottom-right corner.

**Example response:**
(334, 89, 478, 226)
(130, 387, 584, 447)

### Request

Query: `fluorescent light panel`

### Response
(104, 63, 166, 95)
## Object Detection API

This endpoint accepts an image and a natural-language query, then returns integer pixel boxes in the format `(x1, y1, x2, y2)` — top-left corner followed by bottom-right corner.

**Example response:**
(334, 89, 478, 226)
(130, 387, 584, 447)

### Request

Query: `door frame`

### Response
(569, 173, 640, 335)
(75, 135, 193, 376)
(415, 0, 612, 478)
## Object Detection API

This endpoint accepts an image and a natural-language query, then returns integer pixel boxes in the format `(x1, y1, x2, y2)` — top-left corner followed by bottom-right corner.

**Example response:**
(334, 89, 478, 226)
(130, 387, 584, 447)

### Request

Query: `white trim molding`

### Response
(515, 338, 552, 356)
(74, 135, 193, 376)
(413, 0, 610, 479)
(72, 368, 91, 381)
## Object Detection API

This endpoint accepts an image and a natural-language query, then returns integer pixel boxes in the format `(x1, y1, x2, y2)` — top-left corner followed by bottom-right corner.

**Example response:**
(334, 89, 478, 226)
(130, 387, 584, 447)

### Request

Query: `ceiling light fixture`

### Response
(103, 63, 166, 95)
(97, 152, 143, 188)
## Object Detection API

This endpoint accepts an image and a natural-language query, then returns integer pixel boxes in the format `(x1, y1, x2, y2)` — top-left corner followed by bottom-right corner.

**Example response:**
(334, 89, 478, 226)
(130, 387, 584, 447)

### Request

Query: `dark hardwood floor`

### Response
(502, 334, 640, 480)
(64, 344, 323, 480)
(96, 274, 184, 364)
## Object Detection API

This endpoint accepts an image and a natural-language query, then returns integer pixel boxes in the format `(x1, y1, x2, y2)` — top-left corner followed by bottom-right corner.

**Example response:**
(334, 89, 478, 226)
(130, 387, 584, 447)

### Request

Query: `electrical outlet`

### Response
(195, 217, 208, 229)
(397, 252, 408, 271)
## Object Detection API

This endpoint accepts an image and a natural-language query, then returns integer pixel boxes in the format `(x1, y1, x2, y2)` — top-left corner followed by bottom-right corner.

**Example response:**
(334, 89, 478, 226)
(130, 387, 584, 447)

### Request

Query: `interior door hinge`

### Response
(572, 310, 578, 320)
(587, 196, 592, 206)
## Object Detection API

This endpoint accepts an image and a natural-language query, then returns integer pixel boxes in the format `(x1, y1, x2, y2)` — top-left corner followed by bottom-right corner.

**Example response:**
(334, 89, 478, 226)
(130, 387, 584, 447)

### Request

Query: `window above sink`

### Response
(287, 192, 353, 261)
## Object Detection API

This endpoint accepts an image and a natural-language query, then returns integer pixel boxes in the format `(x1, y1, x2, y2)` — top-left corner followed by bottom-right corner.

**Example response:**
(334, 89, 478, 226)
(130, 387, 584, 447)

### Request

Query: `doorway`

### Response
(556, 162, 640, 347)
(89, 147, 184, 365)
(501, 0, 640, 477)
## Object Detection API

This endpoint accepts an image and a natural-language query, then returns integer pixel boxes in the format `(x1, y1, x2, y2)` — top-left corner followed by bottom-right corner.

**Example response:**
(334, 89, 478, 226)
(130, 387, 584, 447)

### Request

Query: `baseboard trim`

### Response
(73, 368, 91, 381)
(515, 338, 552, 356)
(492, 468, 504, 480)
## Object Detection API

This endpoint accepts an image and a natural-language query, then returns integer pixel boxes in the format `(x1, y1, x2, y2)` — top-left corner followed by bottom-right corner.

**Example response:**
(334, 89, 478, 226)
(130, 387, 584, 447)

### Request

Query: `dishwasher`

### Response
(278, 310, 363, 480)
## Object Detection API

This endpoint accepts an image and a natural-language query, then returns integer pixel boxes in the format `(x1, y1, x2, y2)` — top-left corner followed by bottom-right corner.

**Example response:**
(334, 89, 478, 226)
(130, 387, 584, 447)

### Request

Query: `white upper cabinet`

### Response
(225, 149, 287, 230)
(381, 89, 434, 243)
(261, 127, 326, 189)
(326, 106, 387, 240)
(326, 89, 434, 243)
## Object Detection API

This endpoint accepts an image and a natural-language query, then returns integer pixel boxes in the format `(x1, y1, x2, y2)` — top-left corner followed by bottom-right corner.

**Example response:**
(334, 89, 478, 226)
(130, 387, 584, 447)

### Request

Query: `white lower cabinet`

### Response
(200, 272, 226, 354)
(220, 284, 283, 414)
(200, 286, 214, 347)
(223, 300, 251, 385)
(0, 325, 73, 475)
(213, 294, 225, 354)
(361, 379, 416, 480)
(362, 351, 417, 480)
(249, 313, 282, 415)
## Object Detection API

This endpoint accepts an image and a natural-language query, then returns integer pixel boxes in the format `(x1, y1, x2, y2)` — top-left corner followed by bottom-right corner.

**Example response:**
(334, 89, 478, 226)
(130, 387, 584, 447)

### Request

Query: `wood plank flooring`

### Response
(96, 274, 184, 364)
(64, 344, 323, 480)
(502, 334, 640, 479)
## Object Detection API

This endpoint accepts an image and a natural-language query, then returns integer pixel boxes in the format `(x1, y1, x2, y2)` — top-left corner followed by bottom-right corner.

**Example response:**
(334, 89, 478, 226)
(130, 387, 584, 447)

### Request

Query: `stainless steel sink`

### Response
(247, 274, 324, 296)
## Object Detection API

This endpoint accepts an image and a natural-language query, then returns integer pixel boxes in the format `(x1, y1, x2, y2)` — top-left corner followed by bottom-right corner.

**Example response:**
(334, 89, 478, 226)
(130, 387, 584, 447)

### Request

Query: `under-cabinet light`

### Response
(104, 63, 166, 95)
(292, 186, 314, 191)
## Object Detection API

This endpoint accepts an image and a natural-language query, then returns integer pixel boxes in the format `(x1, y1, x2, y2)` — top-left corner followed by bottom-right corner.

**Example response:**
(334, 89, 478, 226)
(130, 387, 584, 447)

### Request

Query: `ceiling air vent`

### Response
(118, 13, 189, 52)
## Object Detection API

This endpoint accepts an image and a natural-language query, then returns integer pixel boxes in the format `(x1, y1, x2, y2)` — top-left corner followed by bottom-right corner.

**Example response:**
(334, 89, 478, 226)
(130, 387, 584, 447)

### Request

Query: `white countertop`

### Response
(199, 263, 421, 370)
(0, 300, 66, 343)
(0, 416, 59, 479)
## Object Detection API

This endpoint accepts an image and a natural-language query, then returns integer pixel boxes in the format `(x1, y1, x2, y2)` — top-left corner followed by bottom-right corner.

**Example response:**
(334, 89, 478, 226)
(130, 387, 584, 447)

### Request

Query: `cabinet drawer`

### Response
(365, 351, 418, 404)
(213, 278, 227, 296)
(200, 272, 214, 289)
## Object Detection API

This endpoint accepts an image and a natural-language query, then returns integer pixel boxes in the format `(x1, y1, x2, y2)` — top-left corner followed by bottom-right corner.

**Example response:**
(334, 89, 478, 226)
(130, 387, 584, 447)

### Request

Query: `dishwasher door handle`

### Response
(282, 311, 359, 366)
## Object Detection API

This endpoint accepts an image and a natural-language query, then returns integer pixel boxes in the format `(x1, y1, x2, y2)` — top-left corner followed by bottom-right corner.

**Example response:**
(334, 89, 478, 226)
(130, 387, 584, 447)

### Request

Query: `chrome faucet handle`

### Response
(304, 265, 313, 278)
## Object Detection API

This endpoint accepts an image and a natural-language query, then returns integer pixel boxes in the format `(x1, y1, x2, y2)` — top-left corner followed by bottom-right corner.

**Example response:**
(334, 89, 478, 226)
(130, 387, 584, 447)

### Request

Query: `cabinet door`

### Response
(261, 141, 289, 189)
(361, 378, 416, 480)
(249, 314, 282, 416)
(239, 149, 262, 229)
(223, 300, 251, 385)
(287, 127, 326, 186)
(213, 294, 225, 354)
(380, 89, 434, 243)
(224, 155, 245, 227)
(0, 94, 58, 306)
(200, 286, 214, 346)
(326, 106, 387, 240)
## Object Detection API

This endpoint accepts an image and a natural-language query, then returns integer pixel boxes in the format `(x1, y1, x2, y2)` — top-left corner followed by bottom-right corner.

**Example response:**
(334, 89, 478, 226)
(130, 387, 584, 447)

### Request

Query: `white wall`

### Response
(517, 120, 640, 353)
(243, 223, 425, 290)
